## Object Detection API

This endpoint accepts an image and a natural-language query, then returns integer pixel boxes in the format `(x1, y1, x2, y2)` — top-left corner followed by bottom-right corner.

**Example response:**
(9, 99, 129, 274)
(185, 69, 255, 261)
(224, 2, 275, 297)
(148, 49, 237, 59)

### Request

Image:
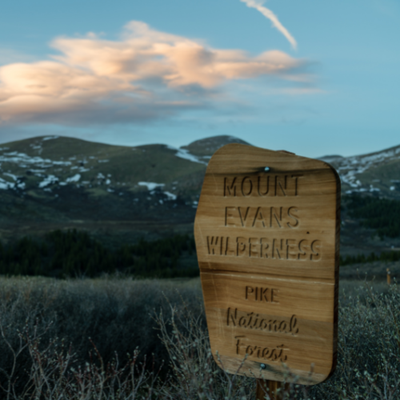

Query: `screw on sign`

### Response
(194, 144, 341, 399)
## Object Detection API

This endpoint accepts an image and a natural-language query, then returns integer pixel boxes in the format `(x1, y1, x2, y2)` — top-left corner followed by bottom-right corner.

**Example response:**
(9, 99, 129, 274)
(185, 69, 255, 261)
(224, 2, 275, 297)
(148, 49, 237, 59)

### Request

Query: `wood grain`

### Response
(194, 144, 340, 385)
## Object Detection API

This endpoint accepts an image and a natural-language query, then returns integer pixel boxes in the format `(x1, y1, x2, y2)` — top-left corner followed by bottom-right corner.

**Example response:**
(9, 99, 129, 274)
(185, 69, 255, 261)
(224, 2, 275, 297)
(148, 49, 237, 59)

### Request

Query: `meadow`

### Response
(0, 269, 399, 399)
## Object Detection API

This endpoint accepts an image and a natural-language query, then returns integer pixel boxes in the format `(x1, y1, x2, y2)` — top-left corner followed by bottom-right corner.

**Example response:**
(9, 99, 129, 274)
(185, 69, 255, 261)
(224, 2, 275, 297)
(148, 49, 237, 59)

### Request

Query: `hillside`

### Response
(320, 145, 400, 199)
(0, 135, 399, 256)
(0, 135, 248, 246)
(319, 146, 400, 257)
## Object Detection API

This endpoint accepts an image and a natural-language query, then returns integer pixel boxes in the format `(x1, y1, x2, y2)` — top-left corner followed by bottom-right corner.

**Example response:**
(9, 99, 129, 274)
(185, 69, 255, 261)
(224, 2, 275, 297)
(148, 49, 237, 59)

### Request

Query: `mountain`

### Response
(319, 145, 400, 199)
(0, 135, 249, 247)
(0, 135, 399, 255)
(318, 146, 400, 257)
(180, 135, 249, 162)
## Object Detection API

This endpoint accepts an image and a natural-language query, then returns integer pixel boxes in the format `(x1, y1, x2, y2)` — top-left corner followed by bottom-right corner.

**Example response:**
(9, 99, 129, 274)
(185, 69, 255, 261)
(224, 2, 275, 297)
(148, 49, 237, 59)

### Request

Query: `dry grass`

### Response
(0, 275, 203, 395)
(0, 273, 399, 399)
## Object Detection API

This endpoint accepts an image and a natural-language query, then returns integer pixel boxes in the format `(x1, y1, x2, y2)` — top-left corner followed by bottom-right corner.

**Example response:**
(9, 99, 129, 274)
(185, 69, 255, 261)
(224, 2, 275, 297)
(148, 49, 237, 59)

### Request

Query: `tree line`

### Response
(2, 199, 399, 277)
(340, 250, 400, 266)
(340, 194, 400, 265)
(344, 194, 400, 239)
(0, 229, 198, 279)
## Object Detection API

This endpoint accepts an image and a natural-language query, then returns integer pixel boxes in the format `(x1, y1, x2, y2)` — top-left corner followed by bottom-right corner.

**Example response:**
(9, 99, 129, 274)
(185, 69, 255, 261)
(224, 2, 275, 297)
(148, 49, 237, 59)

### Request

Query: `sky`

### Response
(0, 0, 399, 158)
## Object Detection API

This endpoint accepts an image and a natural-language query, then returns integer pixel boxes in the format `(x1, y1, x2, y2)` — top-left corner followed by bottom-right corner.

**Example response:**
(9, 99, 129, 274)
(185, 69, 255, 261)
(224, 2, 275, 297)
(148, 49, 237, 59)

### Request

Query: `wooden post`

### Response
(387, 268, 391, 285)
(256, 379, 289, 400)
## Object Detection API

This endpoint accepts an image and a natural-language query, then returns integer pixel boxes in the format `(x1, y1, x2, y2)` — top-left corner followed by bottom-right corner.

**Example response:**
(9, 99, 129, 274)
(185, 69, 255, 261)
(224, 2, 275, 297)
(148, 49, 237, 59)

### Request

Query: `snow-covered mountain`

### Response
(0, 135, 398, 247)
(0, 135, 399, 204)
(0, 135, 209, 202)
(320, 145, 400, 199)
(0, 135, 250, 245)
(0, 135, 399, 206)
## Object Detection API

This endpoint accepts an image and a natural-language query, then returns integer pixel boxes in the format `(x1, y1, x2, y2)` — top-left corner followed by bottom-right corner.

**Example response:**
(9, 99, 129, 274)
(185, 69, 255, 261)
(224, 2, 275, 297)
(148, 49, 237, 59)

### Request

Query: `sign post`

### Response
(256, 379, 288, 399)
(194, 144, 340, 396)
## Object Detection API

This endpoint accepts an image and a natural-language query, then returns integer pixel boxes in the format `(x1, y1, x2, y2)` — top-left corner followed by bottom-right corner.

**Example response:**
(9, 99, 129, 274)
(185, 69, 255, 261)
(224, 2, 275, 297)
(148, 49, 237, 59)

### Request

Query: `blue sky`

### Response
(0, 0, 399, 157)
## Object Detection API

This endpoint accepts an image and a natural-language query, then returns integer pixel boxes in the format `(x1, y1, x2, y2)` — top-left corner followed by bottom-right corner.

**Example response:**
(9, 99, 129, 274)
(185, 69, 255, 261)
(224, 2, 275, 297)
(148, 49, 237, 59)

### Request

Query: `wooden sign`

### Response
(194, 144, 340, 385)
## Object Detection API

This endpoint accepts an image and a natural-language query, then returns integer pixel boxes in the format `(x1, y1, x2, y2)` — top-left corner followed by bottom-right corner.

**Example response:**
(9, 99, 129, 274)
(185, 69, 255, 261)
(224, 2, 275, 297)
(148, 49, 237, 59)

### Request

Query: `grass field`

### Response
(0, 268, 399, 399)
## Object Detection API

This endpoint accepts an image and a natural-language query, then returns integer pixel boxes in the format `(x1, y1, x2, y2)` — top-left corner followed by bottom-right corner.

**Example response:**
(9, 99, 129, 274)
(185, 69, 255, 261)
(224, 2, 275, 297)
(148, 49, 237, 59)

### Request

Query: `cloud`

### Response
(240, 0, 297, 50)
(0, 21, 311, 126)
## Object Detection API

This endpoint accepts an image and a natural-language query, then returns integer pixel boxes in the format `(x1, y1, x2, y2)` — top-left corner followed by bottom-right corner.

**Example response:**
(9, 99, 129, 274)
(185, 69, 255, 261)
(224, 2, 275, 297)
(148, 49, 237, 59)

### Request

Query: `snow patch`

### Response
(166, 145, 208, 165)
(164, 191, 177, 200)
(369, 185, 380, 192)
(0, 152, 71, 167)
(39, 175, 58, 188)
(138, 182, 178, 200)
(66, 174, 81, 183)
(138, 182, 165, 190)
(52, 160, 72, 166)
(0, 175, 25, 190)
(3, 172, 18, 180)
(0, 178, 14, 190)
(42, 136, 59, 141)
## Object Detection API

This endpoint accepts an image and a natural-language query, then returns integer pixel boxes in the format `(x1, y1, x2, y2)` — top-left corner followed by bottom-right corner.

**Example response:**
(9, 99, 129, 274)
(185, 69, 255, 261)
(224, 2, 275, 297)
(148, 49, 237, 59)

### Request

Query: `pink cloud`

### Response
(0, 21, 314, 126)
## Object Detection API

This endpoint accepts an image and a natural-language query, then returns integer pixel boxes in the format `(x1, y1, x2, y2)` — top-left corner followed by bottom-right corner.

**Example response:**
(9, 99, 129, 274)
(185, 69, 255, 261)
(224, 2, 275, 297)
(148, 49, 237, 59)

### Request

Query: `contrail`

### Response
(240, 0, 297, 50)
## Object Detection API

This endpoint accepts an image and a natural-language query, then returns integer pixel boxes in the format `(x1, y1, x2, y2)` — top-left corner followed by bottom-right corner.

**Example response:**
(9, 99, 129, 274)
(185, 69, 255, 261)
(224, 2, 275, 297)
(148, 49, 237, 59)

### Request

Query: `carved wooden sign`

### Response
(194, 144, 340, 385)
